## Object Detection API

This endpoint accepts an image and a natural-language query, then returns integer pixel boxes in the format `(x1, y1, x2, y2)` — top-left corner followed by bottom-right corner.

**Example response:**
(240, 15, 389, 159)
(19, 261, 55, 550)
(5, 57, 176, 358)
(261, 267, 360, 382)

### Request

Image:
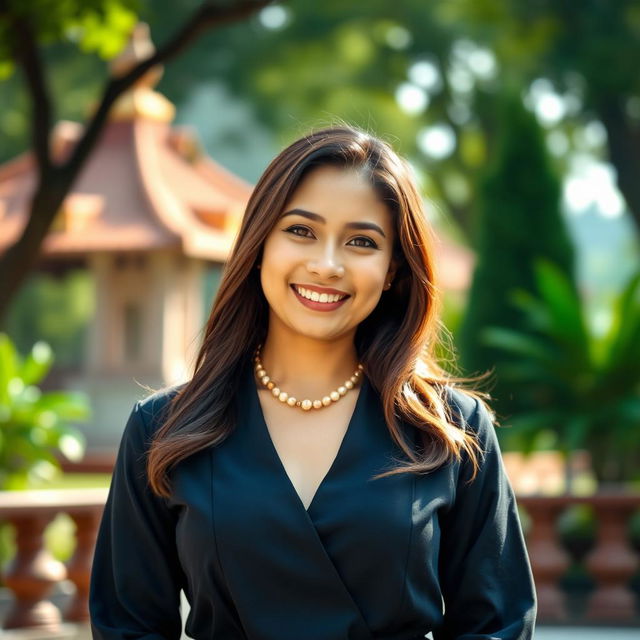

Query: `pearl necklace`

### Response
(253, 347, 363, 411)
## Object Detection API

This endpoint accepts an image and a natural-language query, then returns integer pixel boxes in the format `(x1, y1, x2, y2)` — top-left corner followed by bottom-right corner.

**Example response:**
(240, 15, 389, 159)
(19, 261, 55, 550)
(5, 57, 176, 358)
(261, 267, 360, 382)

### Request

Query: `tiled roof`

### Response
(0, 117, 252, 261)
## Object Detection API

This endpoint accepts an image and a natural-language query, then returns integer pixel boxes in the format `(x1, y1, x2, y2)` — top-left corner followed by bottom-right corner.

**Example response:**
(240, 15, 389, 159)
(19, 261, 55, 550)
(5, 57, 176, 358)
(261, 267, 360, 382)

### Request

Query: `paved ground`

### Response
(3, 623, 640, 639)
(535, 627, 639, 639)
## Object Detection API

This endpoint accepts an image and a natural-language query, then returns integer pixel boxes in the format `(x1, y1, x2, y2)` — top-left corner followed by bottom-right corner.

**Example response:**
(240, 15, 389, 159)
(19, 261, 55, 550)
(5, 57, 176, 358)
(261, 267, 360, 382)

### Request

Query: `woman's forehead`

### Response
(284, 166, 394, 226)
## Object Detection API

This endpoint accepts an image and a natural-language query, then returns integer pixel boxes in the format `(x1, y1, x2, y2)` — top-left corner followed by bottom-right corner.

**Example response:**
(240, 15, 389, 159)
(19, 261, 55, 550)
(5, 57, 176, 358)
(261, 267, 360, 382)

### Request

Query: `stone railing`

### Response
(519, 493, 640, 623)
(0, 488, 108, 631)
(0, 489, 638, 633)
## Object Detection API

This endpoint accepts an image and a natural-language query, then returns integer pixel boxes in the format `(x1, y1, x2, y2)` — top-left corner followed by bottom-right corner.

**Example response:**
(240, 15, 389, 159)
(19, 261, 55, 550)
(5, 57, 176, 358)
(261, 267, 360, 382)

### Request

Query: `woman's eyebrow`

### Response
(280, 208, 387, 238)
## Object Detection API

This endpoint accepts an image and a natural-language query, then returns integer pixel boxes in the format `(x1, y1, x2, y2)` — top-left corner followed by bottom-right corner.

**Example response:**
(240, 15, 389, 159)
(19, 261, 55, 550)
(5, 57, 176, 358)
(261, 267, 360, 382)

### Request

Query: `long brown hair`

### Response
(147, 125, 485, 497)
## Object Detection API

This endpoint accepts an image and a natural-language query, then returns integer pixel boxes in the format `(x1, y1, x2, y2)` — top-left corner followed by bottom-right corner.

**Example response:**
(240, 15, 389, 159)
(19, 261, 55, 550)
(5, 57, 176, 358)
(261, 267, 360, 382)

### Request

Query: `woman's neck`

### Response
(258, 331, 360, 398)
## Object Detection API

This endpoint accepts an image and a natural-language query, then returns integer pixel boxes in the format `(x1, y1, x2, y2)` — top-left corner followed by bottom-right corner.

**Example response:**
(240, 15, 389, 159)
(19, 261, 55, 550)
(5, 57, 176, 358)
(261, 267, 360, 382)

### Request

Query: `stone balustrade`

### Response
(518, 493, 640, 623)
(0, 488, 108, 631)
(0, 489, 638, 633)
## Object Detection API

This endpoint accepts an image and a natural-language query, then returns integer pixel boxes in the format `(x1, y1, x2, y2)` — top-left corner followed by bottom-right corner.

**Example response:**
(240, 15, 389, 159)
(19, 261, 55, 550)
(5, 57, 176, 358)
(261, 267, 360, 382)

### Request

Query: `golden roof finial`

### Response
(110, 22, 162, 87)
(107, 22, 175, 122)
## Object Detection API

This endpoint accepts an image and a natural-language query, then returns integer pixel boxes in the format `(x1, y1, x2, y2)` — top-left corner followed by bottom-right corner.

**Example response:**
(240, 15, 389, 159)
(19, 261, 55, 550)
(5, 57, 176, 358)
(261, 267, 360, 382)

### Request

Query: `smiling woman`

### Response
(89, 126, 537, 640)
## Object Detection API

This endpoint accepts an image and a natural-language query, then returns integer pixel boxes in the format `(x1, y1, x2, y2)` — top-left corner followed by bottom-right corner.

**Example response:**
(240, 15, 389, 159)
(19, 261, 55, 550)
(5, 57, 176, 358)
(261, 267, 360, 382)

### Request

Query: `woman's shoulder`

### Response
(134, 382, 187, 434)
(440, 384, 495, 439)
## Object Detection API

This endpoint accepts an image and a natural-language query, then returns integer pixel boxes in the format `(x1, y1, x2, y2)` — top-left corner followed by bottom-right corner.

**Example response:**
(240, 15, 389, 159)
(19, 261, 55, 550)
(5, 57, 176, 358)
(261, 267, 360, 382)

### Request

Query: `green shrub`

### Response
(0, 333, 90, 489)
(484, 261, 640, 485)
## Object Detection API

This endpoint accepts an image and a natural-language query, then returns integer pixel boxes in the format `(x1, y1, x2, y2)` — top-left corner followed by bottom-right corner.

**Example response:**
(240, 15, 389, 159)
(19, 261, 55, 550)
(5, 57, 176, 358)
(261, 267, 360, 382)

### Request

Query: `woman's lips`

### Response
(290, 285, 350, 312)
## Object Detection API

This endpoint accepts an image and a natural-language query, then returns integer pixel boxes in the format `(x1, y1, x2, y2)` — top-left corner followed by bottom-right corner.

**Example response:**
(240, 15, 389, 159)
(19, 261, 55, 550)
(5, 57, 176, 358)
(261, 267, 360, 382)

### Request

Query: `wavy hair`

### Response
(147, 125, 487, 497)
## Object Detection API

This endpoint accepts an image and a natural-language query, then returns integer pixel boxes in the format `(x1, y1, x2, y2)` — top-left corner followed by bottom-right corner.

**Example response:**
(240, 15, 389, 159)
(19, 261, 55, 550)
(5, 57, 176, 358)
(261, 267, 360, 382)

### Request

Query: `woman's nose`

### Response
(306, 244, 345, 279)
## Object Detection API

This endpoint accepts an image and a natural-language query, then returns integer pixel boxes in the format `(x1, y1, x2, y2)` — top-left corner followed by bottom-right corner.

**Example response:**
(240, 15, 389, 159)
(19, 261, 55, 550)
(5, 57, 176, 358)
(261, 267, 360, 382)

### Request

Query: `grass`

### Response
(28, 473, 112, 490)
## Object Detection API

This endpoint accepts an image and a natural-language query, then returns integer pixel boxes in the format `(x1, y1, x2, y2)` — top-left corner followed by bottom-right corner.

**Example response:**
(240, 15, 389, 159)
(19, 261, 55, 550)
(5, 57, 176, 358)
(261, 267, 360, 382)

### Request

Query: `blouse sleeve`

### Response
(89, 400, 185, 640)
(438, 397, 537, 640)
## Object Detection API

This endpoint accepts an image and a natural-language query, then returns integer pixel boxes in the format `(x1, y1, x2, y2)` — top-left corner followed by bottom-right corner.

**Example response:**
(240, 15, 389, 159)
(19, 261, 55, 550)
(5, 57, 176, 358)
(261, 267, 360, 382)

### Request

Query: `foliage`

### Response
(422, 0, 640, 233)
(156, 0, 498, 233)
(483, 260, 640, 484)
(446, 0, 640, 104)
(0, 0, 269, 324)
(0, 0, 138, 79)
(458, 90, 575, 417)
(0, 333, 90, 489)
(2, 1, 639, 236)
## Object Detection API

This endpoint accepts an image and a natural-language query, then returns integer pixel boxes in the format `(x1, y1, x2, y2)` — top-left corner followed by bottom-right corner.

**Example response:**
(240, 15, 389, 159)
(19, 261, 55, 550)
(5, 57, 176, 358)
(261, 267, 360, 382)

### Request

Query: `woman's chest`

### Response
(257, 386, 360, 511)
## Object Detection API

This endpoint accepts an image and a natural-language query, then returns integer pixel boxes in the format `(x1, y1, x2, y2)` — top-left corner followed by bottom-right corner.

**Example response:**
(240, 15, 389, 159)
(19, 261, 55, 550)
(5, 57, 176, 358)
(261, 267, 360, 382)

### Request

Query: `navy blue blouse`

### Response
(89, 360, 536, 639)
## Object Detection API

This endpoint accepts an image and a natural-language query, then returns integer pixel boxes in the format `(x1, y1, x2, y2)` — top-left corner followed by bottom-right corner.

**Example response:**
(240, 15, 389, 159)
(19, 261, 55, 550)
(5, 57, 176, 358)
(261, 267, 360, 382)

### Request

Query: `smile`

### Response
(290, 285, 350, 311)
(293, 285, 348, 303)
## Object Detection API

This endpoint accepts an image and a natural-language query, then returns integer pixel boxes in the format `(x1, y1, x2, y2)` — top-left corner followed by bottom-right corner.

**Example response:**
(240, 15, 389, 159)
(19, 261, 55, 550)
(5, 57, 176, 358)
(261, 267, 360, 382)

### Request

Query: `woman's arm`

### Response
(89, 398, 185, 640)
(437, 397, 537, 640)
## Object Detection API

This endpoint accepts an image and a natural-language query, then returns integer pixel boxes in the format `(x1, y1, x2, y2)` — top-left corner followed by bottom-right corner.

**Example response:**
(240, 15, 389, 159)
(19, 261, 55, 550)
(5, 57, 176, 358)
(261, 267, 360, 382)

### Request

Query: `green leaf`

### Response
(481, 326, 557, 362)
(560, 415, 592, 453)
(35, 391, 92, 420)
(0, 333, 21, 394)
(20, 340, 53, 385)
(598, 270, 640, 375)
(533, 259, 590, 350)
(0, 58, 14, 80)
(57, 425, 86, 462)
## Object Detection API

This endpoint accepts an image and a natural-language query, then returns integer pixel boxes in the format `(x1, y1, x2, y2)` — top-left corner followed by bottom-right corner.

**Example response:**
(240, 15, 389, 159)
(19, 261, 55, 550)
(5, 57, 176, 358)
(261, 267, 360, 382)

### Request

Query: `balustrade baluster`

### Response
(519, 497, 570, 621)
(64, 509, 103, 622)
(2, 513, 66, 630)
(0, 488, 108, 633)
(585, 495, 639, 621)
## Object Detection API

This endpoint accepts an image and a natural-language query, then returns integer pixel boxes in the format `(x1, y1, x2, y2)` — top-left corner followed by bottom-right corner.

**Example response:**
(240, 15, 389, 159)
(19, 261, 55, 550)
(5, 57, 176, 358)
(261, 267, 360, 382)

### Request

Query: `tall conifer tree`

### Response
(458, 90, 575, 421)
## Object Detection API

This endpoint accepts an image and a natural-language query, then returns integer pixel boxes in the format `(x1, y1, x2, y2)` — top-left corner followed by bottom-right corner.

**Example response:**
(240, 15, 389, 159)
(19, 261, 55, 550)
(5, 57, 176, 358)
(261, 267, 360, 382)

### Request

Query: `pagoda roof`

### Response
(0, 117, 251, 262)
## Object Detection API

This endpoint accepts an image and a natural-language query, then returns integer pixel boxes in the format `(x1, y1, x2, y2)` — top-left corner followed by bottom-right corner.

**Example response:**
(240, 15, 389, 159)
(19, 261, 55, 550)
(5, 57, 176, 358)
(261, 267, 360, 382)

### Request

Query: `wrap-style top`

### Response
(89, 360, 536, 639)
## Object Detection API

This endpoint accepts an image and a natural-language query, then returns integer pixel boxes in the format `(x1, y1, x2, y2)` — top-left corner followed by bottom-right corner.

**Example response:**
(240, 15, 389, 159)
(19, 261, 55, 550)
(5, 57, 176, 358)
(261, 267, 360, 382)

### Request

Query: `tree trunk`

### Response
(597, 98, 640, 234)
(0, 173, 72, 328)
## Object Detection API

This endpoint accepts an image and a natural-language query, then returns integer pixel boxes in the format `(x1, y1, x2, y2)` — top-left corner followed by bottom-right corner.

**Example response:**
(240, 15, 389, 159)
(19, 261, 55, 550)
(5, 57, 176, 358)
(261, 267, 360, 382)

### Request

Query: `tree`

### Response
(0, 0, 270, 325)
(458, 90, 576, 421)
(443, 0, 640, 233)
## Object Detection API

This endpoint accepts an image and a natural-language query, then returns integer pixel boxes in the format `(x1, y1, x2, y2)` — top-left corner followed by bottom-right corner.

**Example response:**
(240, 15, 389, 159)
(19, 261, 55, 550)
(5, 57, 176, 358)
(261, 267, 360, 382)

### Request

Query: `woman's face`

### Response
(260, 165, 397, 344)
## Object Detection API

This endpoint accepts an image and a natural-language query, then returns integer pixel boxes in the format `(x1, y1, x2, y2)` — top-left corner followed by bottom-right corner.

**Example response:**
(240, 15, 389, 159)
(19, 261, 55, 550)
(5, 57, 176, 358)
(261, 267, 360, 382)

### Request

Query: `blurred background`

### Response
(0, 0, 639, 636)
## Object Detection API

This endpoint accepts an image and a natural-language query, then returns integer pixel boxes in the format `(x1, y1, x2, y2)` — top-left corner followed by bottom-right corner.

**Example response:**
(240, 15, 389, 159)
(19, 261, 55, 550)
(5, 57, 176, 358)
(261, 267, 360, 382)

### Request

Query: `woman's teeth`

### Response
(294, 286, 347, 304)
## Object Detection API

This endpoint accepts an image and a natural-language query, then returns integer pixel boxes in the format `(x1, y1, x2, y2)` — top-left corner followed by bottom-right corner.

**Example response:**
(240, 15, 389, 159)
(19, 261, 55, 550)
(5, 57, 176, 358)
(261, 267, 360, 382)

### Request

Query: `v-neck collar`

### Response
(247, 361, 369, 515)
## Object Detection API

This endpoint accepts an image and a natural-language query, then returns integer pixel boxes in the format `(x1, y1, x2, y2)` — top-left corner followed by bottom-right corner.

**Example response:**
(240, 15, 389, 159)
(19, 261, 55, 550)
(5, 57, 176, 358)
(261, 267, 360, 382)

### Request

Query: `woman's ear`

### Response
(384, 258, 399, 290)
(391, 257, 399, 278)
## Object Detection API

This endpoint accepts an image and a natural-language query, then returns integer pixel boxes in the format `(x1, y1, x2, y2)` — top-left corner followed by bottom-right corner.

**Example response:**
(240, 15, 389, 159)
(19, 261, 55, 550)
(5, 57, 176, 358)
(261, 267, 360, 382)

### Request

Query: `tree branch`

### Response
(6, 9, 52, 175)
(64, 0, 272, 178)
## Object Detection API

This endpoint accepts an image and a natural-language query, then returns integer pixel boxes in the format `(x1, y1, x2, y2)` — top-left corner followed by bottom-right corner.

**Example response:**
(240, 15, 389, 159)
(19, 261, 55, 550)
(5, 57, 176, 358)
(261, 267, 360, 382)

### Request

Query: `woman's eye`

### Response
(284, 226, 377, 248)
(349, 237, 378, 249)
(285, 225, 314, 238)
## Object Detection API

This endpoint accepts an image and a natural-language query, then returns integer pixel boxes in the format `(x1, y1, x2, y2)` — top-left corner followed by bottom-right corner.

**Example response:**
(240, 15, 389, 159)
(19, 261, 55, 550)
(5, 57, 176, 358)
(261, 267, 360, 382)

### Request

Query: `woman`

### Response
(90, 126, 537, 640)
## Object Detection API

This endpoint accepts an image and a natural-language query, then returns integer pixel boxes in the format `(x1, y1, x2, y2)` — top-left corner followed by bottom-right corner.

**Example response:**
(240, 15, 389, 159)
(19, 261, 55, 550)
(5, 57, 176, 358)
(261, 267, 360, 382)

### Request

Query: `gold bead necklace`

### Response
(253, 347, 363, 411)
